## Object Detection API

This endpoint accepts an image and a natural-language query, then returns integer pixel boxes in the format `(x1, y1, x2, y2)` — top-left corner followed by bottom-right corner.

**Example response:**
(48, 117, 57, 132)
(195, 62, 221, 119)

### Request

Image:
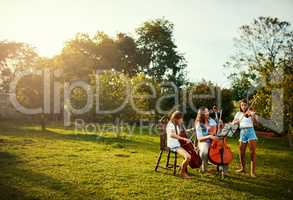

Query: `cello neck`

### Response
(216, 110, 223, 134)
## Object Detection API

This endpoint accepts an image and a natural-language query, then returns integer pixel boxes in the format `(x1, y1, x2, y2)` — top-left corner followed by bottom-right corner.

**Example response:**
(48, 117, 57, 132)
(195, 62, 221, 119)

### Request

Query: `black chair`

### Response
(154, 124, 178, 175)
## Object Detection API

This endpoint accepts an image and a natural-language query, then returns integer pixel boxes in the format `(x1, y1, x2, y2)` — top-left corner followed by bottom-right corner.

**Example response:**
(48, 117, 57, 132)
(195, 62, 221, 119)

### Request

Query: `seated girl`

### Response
(195, 107, 218, 173)
(166, 111, 192, 178)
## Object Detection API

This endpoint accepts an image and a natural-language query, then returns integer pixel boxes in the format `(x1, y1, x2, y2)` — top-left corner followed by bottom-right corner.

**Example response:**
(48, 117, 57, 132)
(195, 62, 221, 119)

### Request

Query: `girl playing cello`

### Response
(166, 111, 193, 178)
(195, 107, 218, 173)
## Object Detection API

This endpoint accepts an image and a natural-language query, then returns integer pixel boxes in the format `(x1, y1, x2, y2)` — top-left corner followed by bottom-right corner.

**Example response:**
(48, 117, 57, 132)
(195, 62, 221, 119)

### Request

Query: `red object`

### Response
(208, 136, 233, 165)
(208, 110, 233, 165)
(178, 127, 202, 168)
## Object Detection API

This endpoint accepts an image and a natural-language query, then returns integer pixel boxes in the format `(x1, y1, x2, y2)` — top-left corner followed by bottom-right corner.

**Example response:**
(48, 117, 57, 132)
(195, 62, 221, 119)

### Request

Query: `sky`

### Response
(1, 0, 293, 87)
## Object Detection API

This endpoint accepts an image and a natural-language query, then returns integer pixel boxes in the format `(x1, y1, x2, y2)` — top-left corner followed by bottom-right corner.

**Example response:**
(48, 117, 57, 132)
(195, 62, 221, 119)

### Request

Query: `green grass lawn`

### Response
(0, 121, 293, 200)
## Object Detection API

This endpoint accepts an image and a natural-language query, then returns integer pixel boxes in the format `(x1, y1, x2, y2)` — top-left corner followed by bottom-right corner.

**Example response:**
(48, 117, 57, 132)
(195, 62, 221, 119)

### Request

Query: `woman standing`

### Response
(233, 99, 258, 177)
(166, 111, 192, 178)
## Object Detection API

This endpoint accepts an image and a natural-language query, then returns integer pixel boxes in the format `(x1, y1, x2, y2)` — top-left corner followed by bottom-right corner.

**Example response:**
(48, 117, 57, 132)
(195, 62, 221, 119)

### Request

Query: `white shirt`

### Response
(166, 121, 181, 148)
(234, 112, 254, 128)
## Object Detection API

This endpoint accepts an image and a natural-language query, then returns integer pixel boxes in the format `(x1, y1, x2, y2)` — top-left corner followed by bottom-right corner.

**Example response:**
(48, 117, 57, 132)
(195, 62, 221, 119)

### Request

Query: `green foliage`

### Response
(115, 33, 142, 76)
(0, 18, 235, 126)
(67, 71, 160, 123)
(225, 16, 293, 133)
(229, 72, 255, 101)
(184, 81, 234, 122)
(221, 89, 235, 122)
(0, 42, 43, 120)
(15, 74, 43, 109)
(136, 18, 187, 86)
(59, 32, 142, 81)
(0, 41, 39, 92)
(0, 19, 189, 124)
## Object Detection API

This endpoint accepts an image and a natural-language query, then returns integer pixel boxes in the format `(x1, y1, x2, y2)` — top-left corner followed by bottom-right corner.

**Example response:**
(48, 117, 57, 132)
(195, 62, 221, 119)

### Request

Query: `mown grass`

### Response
(0, 121, 293, 200)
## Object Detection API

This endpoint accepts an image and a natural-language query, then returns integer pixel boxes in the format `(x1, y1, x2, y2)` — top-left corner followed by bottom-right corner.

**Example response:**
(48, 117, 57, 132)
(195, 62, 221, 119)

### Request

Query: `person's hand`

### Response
(219, 120, 224, 128)
(185, 138, 191, 143)
(209, 135, 218, 140)
(209, 126, 217, 135)
(245, 110, 255, 117)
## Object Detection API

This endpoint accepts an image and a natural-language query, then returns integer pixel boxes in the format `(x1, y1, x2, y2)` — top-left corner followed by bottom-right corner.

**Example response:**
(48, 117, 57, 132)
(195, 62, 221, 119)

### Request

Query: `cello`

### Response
(174, 123, 202, 168)
(208, 110, 233, 165)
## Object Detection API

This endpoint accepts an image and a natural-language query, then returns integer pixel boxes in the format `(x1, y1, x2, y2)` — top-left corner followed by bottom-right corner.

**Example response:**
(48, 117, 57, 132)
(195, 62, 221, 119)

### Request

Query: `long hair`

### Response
(170, 111, 183, 125)
(195, 107, 207, 125)
(239, 99, 248, 112)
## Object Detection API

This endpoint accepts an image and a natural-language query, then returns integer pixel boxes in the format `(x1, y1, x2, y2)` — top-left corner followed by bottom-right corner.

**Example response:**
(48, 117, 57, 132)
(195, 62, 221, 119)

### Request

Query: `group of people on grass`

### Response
(165, 99, 258, 179)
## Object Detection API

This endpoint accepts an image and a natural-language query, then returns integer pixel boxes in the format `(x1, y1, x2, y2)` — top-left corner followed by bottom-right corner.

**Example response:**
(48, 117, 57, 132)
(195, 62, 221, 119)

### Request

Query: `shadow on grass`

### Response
(0, 151, 107, 200)
(184, 155, 293, 199)
(217, 174, 292, 199)
(0, 152, 29, 200)
(0, 125, 159, 153)
(257, 136, 293, 151)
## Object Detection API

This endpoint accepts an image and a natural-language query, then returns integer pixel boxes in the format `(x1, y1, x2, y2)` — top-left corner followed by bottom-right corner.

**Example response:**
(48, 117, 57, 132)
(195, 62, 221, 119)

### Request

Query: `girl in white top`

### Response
(232, 99, 257, 177)
(166, 111, 192, 179)
(234, 112, 255, 128)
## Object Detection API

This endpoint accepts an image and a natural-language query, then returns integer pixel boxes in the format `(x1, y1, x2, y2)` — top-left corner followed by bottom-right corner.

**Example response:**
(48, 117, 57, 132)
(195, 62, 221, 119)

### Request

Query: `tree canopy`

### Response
(225, 16, 293, 133)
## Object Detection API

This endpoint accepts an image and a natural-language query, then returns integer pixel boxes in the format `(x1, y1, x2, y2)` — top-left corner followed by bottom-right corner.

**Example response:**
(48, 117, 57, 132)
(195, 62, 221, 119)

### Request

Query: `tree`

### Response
(59, 32, 142, 81)
(136, 18, 187, 86)
(84, 71, 158, 123)
(229, 72, 255, 101)
(59, 33, 99, 81)
(225, 17, 293, 133)
(0, 41, 39, 92)
(115, 33, 142, 76)
(184, 81, 234, 123)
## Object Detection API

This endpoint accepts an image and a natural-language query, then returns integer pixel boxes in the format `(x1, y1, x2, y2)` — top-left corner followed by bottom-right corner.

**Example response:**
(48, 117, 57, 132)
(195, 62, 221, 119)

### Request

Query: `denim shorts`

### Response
(239, 127, 258, 143)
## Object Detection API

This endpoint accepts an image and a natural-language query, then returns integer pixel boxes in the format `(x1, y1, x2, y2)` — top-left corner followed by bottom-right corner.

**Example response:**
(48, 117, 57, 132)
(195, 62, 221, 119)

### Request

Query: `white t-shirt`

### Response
(234, 112, 254, 128)
(166, 121, 181, 148)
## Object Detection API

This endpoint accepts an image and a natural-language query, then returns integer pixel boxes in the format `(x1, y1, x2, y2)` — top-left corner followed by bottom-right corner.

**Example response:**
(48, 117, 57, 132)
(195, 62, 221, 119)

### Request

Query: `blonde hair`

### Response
(195, 107, 208, 125)
(169, 111, 183, 124)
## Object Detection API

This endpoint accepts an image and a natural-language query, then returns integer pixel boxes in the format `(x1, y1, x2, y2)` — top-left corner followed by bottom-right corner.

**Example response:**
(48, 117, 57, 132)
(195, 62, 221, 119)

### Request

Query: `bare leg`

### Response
(236, 142, 247, 173)
(176, 147, 192, 179)
(198, 142, 209, 173)
(249, 140, 257, 177)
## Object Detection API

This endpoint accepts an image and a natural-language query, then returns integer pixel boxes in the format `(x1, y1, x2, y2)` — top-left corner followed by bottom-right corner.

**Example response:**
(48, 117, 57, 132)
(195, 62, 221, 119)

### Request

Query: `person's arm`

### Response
(195, 124, 216, 142)
(208, 126, 217, 135)
(232, 112, 241, 125)
(197, 134, 218, 142)
(198, 135, 211, 142)
(170, 132, 191, 143)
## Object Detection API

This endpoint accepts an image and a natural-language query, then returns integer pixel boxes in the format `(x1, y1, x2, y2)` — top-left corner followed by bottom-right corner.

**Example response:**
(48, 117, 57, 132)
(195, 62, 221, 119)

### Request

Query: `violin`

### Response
(208, 110, 233, 165)
(243, 107, 255, 117)
(174, 123, 202, 168)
